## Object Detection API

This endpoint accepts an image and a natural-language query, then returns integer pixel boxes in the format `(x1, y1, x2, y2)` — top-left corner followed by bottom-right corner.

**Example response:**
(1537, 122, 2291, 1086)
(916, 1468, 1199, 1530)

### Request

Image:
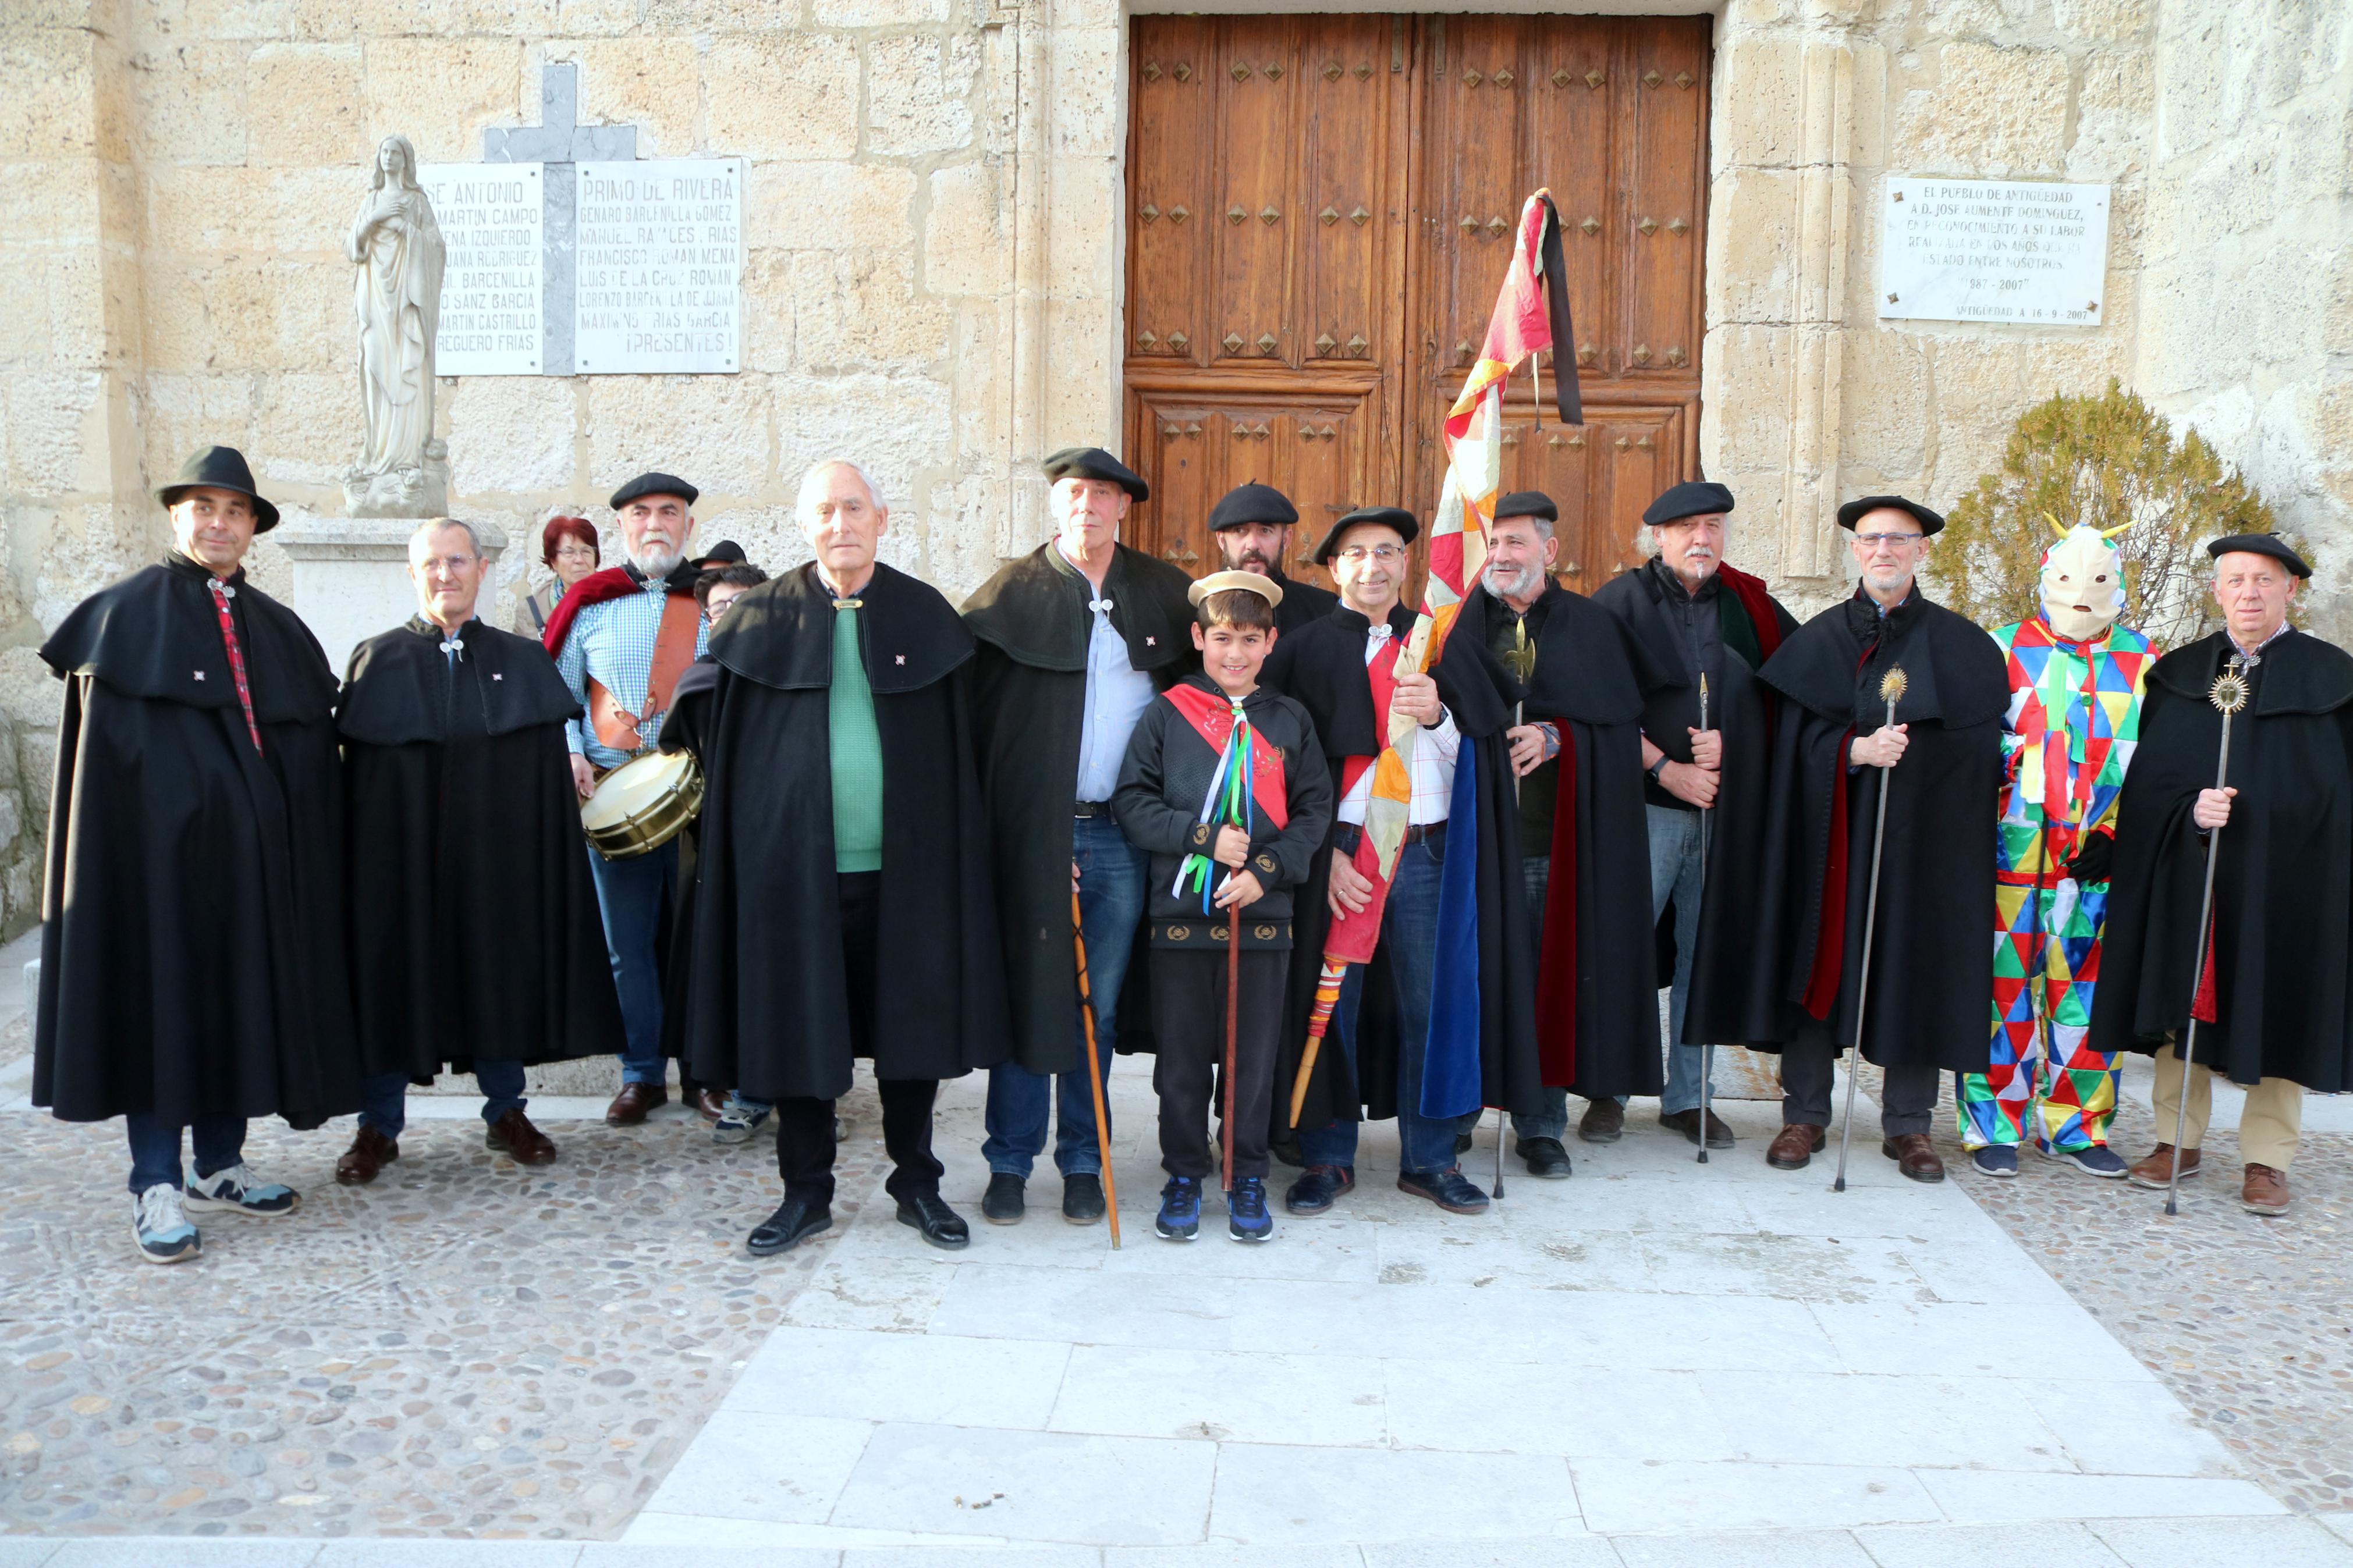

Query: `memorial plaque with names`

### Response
(1879, 178, 2110, 327)
(417, 162, 544, 375)
(574, 159, 743, 375)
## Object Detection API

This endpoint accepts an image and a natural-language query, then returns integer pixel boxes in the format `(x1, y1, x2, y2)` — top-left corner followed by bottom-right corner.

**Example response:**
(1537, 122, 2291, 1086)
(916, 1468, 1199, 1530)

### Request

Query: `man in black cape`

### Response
(34, 446, 357, 1265)
(1262, 506, 1543, 1218)
(664, 459, 1007, 1256)
(1684, 496, 2007, 1184)
(333, 518, 624, 1185)
(961, 447, 1197, 1226)
(1456, 490, 1672, 1176)
(1592, 481, 1800, 1155)
(2089, 534, 2353, 1217)
(1208, 481, 1341, 634)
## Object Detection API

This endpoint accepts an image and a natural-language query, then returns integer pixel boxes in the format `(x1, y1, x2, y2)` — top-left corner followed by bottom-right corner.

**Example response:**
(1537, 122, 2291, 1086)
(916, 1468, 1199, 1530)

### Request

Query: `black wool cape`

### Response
(1591, 564, 1800, 1050)
(1683, 589, 2007, 1069)
(2087, 629, 2353, 1090)
(1268, 568, 1341, 638)
(961, 542, 1197, 1072)
(34, 554, 360, 1128)
(1465, 582, 1668, 1099)
(338, 617, 623, 1080)
(1261, 602, 1545, 1127)
(666, 563, 1010, 1101)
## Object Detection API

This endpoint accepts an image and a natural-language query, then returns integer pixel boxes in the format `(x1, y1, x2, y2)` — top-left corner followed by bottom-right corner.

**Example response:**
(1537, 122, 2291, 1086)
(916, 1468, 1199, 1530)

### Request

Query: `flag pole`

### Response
(1695, 671, 1713, 1166)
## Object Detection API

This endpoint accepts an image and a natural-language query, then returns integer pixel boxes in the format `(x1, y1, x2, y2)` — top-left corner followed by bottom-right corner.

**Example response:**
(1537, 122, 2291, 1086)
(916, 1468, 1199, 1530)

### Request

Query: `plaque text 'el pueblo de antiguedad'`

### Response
(418, 163, 545, 376)
(1878, 179, 2111, 328)
(575, 159, 743, 375)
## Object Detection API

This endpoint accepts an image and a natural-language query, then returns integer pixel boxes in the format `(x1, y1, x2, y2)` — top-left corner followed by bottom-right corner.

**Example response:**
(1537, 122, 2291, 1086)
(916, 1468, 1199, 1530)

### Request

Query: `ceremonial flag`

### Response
(1289, 190, 1577, 1128)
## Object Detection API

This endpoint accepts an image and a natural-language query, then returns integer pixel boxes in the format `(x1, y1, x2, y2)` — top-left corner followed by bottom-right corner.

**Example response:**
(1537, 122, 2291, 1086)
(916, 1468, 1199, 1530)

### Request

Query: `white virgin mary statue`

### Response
(345, 133, 449, 516)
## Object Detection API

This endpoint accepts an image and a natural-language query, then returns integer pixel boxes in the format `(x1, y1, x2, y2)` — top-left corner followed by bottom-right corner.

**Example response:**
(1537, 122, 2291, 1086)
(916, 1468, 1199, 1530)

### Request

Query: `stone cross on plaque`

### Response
(480, 62, 640, 376)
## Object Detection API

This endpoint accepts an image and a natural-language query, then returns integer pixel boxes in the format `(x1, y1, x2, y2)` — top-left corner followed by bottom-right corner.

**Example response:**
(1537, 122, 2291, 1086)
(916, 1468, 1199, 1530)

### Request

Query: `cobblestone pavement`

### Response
(0, 1093, 887, 1541)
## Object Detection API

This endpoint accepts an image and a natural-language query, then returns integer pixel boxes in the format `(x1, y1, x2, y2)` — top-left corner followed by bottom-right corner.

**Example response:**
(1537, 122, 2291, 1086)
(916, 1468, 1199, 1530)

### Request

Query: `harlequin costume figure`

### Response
(1958, 520, 2153, 1178)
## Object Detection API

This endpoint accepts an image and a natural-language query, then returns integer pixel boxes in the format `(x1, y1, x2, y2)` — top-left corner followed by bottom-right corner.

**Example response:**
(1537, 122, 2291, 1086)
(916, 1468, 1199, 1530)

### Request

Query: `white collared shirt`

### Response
(1063, 542, 1156, 801)
(1335, 619, 1458, 827)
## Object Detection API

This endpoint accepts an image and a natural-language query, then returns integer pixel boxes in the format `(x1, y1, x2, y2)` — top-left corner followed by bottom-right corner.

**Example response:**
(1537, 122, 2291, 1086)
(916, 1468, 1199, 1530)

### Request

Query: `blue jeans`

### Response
(1511, 805, 1716, 1140)
(983, 813, 1145, 1179)
(125, 1113, 245, 1195)
(584, 837, 678, 1085)
(1297, 831, 1464, 1176)
(358, 1062, 527, 1136)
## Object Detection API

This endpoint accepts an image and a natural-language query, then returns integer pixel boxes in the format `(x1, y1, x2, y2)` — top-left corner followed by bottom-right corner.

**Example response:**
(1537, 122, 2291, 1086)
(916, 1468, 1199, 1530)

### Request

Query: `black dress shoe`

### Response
(1660, 1108, 1736, 1149)
(1397, 1166, 1491, 1214)
(981, 1172, 1025, 1224)
(1270, 1133, 1305, 1168)
(1516, 1137, 1574, 1179)
(746, 1197, 832, 1257)
(1062, 1172, 1106, 1225)
(1577, 1098, 1625, 1143)
(897, 1192, 971, 1250)
(1284, 1164, 1355, 1214)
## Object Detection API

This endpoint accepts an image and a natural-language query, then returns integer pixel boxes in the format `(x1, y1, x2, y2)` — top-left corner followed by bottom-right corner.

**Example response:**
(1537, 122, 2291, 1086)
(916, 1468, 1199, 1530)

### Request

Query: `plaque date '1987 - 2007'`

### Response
(1878, 177, 2111, 328)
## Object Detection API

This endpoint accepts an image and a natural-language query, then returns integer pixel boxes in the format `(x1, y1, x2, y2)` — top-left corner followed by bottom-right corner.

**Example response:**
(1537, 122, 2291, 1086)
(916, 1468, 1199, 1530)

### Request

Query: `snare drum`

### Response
(581, 749, 704, 860)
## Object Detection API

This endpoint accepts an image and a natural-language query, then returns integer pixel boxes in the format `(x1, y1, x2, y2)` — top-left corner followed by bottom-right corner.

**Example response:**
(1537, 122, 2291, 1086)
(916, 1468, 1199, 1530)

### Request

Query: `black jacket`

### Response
(1112, 674, 1334, 950)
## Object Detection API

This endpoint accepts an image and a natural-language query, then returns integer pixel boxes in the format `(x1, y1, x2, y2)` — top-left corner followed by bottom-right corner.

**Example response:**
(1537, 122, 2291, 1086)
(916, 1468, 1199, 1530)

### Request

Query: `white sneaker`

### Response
(131, 1185, 201, 1265)
(183, 1164, 300, 1217)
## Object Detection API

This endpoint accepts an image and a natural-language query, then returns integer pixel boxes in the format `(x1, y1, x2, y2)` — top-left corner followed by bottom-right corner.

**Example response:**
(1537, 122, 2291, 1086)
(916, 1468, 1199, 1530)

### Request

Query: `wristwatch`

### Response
(1646, 754, 1669, 784)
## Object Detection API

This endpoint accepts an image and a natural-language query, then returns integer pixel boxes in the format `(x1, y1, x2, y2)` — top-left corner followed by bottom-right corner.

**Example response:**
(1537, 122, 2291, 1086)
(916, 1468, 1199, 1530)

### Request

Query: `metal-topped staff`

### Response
(1695, 671, 1713, 1166)
(1834, 665, 1908, 1193)
(1071, 889, 1122, 1248)
(2164, 663, 2251, 1217)
(1493, 618, 1540, 1202)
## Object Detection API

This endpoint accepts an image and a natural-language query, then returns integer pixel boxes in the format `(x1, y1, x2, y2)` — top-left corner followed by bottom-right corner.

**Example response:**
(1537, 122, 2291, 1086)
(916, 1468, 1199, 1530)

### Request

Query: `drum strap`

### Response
(588, 591, 702, 752)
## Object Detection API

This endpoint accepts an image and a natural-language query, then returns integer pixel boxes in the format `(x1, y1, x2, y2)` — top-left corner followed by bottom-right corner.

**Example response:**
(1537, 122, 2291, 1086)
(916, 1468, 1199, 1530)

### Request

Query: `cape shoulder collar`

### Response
(962, 542, 1193, 674)
(339, 615, 580, 742)
(41, 556, 335, 721)
(710, 561, 974, 694)
(2150, 628, 2353, 715)
(1762, 586, 2010, 728)
(1462, 581, 1646, 725)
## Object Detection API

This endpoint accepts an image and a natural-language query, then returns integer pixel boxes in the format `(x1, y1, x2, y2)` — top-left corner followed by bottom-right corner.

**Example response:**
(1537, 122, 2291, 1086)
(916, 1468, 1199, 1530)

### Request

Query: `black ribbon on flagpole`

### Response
(1536, 193, 1581, 428)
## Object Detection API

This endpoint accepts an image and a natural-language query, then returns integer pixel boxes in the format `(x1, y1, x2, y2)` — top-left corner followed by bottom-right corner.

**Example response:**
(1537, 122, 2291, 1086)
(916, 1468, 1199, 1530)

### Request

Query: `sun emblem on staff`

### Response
(2208, 668, 2250, 714)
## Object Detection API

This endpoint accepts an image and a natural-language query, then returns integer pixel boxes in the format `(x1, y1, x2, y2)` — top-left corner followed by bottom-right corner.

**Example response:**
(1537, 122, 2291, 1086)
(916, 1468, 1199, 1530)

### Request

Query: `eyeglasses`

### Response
(1335, 545, 1408, 564)
(1852, 532, 1923, 549)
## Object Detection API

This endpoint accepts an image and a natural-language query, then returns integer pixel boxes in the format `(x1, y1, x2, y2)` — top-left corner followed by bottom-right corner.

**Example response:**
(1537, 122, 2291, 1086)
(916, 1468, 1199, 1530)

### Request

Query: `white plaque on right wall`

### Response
(1879, 179, 2110, 326)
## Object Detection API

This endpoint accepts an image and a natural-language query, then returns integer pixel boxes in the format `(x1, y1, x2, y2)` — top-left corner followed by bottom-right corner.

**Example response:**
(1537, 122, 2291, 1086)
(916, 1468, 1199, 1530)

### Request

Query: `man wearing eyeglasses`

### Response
(1685, 496, 2007, 1184)
(1263, 506, 1542, 1218)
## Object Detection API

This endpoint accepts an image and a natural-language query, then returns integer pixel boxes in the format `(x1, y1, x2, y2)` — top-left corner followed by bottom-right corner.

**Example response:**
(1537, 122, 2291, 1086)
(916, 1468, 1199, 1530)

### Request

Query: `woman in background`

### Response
(516, 514, 600, 636)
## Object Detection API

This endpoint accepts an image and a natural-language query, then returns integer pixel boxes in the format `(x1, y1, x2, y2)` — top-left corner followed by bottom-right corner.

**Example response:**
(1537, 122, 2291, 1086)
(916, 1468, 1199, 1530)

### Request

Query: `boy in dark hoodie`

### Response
(1113, 572, 1335, 1242)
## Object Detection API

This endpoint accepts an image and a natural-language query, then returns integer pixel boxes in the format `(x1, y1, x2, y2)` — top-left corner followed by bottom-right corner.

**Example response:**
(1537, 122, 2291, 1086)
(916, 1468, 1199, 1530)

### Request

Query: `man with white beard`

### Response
(545, 471, 712, 1125)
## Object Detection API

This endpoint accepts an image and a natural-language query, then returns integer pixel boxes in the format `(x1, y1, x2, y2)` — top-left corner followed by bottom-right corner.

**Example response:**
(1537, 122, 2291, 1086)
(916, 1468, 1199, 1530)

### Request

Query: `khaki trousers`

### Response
(2151, 1041, 2303, 1171)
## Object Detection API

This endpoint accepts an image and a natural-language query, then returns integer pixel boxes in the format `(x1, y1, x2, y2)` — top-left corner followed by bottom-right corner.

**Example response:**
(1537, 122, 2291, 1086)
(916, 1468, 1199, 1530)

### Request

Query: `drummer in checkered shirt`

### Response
(541, 472, 712, 1128)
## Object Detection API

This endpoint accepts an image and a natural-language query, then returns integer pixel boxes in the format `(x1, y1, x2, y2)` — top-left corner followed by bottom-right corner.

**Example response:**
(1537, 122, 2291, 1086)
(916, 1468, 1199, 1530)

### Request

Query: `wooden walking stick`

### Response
(2164, 663, 2251, 1217)
(1222, 895, 1241, 1193)
(1695, 671, 1714, 1166)
(1834, 665, 1908, 1193)
(1071, 888, 1121, 1248)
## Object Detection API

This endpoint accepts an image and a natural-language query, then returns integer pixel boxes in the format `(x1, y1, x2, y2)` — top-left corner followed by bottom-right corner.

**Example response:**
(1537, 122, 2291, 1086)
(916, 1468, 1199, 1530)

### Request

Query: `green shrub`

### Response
(1928, 379, 2283, 650)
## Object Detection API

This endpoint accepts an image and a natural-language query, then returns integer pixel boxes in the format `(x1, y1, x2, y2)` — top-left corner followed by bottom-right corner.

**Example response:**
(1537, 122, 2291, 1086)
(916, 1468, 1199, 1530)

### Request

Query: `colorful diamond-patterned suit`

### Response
(1958, 612, 2153, 1151)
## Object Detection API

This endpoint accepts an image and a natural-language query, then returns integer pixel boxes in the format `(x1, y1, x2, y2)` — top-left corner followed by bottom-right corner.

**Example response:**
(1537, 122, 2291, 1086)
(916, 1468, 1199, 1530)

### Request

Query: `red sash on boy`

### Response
(1326, 634, 1406, 963)
(1163, 683, 1290, 829)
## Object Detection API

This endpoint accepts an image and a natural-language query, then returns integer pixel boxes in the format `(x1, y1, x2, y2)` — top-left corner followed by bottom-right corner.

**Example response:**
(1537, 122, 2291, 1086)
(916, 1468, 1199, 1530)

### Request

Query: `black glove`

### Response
(2063, 831, 2114, 886)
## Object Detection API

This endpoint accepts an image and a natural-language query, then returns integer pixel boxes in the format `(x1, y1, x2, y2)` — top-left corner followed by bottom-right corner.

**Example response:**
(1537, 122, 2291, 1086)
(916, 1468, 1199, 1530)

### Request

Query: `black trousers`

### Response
(773, 871, 943, 1206)
(1151, 947, 1286, 1181)
(1779, 1012, 1939, 1137)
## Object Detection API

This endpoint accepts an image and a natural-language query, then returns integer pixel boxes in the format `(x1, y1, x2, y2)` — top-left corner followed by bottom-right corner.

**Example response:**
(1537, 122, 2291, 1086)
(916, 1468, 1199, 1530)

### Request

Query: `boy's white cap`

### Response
(1187, 568, 1284, 609)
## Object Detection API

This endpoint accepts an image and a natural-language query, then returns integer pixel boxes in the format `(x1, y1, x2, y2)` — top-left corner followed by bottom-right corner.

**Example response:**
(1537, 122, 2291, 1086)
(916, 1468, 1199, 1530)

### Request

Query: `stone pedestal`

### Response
(272, 513, 505, 677)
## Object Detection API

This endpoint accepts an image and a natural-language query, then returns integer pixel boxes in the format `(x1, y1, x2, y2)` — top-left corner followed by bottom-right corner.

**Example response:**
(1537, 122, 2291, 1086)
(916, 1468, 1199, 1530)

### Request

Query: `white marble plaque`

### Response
(417, 162, 544, 375)
(1878, 179, 2110, 327)
(574, 159, 743, 375)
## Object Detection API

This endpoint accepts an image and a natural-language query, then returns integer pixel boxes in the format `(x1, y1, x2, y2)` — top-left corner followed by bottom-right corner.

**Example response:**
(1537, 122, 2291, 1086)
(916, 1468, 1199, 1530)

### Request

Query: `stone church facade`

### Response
(0, 0, 2345, 940)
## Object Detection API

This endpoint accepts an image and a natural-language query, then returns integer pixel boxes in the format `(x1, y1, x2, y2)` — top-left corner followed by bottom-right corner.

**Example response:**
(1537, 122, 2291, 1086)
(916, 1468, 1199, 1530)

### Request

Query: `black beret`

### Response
(1312, 506, 1419, 566)
(695, 540, 747, 568)
(1043, 446, 1148, 502)
(2207, 533, 2311, 579)
(158, 445, 281, 534)
(1836, 493, 1944, 538)
(1208, 482, 1298, 531)
(1643, 481, 1736, 527)
(609, 471, 699, 510)
(1494, 490, 1558, 524)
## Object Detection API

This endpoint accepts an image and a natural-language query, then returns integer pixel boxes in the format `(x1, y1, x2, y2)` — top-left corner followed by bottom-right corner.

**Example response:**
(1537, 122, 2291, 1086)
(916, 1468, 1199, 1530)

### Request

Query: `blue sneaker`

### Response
(1227, 1176, 1272, 1243)
(1155, 1176, 1201, 1242)
(1969, 1146, 2019, 1177)
(2041, 1142, 2128, 1178)
(183, 1163, 299, 1217)
(130, 1185, 200, 1265)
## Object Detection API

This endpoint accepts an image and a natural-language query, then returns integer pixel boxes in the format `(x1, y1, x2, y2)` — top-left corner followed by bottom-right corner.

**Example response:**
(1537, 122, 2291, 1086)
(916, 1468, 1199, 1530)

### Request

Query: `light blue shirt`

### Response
(555, 574, 711, 769)
(1063, 542, 1155, 802)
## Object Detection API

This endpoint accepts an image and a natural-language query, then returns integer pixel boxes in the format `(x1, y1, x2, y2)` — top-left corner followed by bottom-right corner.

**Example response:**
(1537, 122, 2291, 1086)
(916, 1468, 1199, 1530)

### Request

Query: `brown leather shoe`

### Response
(486, 1108, 558, 1166)
(335, 1125, 399, 1186)
(1660, 1108, 1735, 1149)
(2241, 1162, 2290, 1215)
(690, 1087, 728, 1122)
(1768, 1123, 1826, 1170)
(605, 1082, 668, 1126)
(2127, 1143, 2202, 1188)
(1882, 1132, 1946, 1183)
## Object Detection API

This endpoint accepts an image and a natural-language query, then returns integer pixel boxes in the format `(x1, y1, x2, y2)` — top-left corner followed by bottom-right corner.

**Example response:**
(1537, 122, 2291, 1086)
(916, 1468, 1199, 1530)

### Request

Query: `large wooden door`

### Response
(1125, 15, 1710, 591)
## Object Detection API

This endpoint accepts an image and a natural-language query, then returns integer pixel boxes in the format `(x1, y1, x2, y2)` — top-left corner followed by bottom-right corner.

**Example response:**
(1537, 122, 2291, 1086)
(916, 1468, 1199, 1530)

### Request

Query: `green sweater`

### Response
(829, 602, 884, 872)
